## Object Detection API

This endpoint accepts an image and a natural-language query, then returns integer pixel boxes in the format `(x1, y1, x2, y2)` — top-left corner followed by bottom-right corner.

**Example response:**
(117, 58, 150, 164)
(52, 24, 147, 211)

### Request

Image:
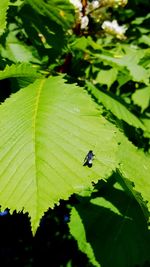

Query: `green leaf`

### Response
(0, 0, 10, 36)
(69, 191, 150, 267)
(9, 0, 23, 6)
(86, 81, 145, 130)
(0, 63, 41, 80)
(142, 117, 150, 137)
(139, 35, 150, 46)
(132, 86, 150, 112)
(116, 131, 150, 215)
(0, 76, 118, 233)
(115, 172, 149, 221)
(94, 46, 149, 85)
(0, 24, 41, 64)
(20, 4, 66, 62)
(25, 0, 75, 29)
(69, 207, 100, 267)
(96, 68, 118, 89)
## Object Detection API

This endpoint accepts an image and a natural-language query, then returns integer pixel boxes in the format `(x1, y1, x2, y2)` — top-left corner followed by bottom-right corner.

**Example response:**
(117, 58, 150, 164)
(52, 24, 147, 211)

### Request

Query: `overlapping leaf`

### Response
(25, 0, 75, 29)
(132, 86, 150, 112)
(93, 46, 149, 85)
(86, 81, 145, 130)
(0, 0, 10, 36)
(0, 76, 118, 233)
(116, 131, 150, 213)
(69, 191, 150, 267)
(0, 63, 41, 80)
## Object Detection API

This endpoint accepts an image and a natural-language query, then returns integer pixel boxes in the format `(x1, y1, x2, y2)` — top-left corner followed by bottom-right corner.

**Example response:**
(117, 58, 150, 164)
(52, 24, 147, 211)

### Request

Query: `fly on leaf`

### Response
(83, 150, 95, 168)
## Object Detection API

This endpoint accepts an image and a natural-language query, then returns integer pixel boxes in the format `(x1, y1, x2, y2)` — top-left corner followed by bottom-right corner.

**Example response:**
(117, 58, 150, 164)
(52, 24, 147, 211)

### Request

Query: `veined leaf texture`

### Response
(0, 76, 118, 233)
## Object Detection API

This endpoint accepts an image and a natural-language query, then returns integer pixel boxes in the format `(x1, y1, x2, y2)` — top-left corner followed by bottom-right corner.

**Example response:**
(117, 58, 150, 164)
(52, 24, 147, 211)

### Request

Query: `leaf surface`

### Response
(26, 0, 75, 29)
(0, 76, 118, 233)
(94, 46, 149, 84)
(0, 0, 10, 36)
(69, 191, 150, 267)
(132, 86, 150, 112)
(96, 68, 118, 89)
(116, 131, 150, 213)
(86, 81, 145, 130)
(0, 63, 41, 80)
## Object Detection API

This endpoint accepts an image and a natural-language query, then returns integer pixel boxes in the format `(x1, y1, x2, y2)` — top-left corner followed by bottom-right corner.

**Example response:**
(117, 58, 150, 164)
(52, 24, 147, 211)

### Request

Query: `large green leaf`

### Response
(86, 81, 145, 130)
(0, 76, 118, 233)
(0, 0, 10, 36)
(69, 190, 150, 267)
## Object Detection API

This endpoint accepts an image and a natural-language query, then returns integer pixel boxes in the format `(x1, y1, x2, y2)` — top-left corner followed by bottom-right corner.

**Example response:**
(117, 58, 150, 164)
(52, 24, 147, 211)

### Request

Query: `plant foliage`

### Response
(0, 0, 150, 266)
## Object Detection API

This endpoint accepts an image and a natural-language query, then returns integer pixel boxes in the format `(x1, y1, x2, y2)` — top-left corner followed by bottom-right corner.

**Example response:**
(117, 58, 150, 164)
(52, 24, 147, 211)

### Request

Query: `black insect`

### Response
(83, 150, 95, 168)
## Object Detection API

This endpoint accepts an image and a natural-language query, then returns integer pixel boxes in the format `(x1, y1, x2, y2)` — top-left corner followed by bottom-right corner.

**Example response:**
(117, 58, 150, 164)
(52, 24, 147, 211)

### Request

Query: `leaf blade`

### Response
(0, 0, 10, 36)
(86, 81, 145, 130)
(0, 76, 118, 233)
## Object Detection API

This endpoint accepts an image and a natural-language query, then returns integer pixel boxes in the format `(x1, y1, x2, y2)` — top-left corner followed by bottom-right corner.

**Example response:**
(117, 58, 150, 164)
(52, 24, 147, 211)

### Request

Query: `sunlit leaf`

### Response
(86, 81, 145, 130)
(0, 0, 10, 36)
(0, 63, 41, 80)
(132, 86, 150, 112)
(0, 76, 118, 233)
(96, 68, 118, 89)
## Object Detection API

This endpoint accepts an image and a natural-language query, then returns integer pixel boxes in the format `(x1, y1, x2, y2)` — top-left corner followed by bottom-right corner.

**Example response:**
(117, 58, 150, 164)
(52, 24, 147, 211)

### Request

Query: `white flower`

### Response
(69, 0, 82, 11)
(102, 20, 127, 39)
(91, 0, 100, 9)
(81, 15, 89, 29)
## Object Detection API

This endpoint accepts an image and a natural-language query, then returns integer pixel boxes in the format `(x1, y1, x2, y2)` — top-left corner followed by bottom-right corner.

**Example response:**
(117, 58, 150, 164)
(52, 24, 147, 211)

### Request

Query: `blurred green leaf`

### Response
(132, 86, 150, 112)
(96, 68, 118, 89)
(0, 24, 41, 63)
(25, 0, 75, 29)
(93, 46, 149, 85)
(0, 0, 10, 36)
(0, 63, 41, 80)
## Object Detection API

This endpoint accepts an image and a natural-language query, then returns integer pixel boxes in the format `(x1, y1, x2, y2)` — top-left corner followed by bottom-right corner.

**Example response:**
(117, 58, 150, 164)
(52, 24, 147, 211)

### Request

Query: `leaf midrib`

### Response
(32, 79, 45, 213)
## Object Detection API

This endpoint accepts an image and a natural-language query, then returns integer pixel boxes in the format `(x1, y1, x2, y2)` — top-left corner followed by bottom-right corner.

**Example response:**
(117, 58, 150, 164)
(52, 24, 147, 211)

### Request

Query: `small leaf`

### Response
(0, 0, 10, 36)
(0, 24, 41, 63)
(0, 63, 41, 80)
(139, 35, 150, 46)
(132, 86, 150, 112)
(96, 68, 118, 89)
(142, 118, 150, 136)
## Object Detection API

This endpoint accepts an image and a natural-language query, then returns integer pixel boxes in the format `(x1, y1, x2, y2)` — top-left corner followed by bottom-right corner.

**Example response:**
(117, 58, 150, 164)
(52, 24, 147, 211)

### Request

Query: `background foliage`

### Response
(0, 0, 150, 266)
